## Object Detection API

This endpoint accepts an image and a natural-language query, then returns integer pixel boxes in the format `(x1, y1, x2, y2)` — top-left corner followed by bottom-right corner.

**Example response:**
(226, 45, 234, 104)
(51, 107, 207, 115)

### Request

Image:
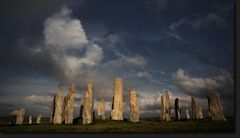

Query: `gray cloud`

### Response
(172, 68, 234, 100)
(169, 13, 227, 31)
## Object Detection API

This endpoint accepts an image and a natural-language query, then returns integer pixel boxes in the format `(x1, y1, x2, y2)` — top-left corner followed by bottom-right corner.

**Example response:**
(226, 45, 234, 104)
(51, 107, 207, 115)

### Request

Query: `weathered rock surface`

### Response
(160, 90, 171, 121)
(64, 83, 76, 124)
(98, 100, 106, 120)
(175, 98, 181, 120)
(52, 88, 63, 124)
(191, 97, 203, 119)
(82, 83, 94, 124)
(10, 108, 25, 125)
(185, 109, 190, 119)
(36, 114, 42, 124)
(29, 116, 32, 124)
(207, 91, 226, 121)
(129, 89, 140, 122)
(111, 77, 124, 121)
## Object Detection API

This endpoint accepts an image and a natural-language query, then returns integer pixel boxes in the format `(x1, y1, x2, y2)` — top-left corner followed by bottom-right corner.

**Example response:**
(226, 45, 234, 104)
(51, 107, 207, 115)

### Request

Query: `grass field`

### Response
(0, 117, 235, 133)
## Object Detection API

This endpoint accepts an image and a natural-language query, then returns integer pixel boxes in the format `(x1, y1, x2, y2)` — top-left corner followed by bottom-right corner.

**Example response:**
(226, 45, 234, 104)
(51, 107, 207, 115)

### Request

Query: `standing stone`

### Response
(29, 116, 32, 125)
(53, 88, 63, 124)
(79, 98, 84, 119)
(185, 109, 190, 119)
(111, 77, 124, 121)
(10, 108, 25, 125)
(207, 91, 226, 121)
(36, 114, 42, 124)
(129, 89, 140, 123)
(98, 99, 106, 120)
(191, 97, 203, 119)
(175, 98, 181, 120)
(160, 90, 171, 121)
(62, 98, 65, 123)
(64, 83, 76, 124)
(82, 83, 94, 124)
(50, 95, 55, 124)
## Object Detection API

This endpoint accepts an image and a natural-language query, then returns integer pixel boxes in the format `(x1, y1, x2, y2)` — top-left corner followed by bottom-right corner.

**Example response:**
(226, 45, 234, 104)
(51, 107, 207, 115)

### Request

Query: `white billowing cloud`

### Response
(172, 68, 234, 99)
(64, 43, 103, 76)
(41, 6, 103, 80)
(44, 6, 88, 48)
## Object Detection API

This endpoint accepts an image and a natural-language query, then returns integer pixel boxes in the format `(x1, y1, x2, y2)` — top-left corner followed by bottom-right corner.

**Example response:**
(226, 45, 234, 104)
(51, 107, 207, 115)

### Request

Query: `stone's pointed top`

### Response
(70, 83, 76, 88)
(68, 83, 76, 94)
(87, 82, 93, 90)
(114, 77, 122, 81)
(207, 90, 219, 97)
(162, 89, 170, 96)
(56, 88, 62, 95)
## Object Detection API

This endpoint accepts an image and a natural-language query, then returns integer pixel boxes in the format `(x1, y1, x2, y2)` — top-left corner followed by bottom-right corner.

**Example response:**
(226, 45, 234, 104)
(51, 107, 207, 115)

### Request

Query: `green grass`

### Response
(0, 117, 235, 133)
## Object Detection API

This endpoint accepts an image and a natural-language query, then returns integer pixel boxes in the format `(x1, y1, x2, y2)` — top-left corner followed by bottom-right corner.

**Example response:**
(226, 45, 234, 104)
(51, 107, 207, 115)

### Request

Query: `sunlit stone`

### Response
(129, 89, 140, 123)
(64, 83, 76, 124)
(111, 77, 124, 121)
(82, 83, 94, 124)
(10, 108, 25, 125)
(52, 88, 63, 124)
(160, 90, 171, 121)
(97, 99, 106, 120)
(207, 91, 226, 121)
(191, 97, 203, 119)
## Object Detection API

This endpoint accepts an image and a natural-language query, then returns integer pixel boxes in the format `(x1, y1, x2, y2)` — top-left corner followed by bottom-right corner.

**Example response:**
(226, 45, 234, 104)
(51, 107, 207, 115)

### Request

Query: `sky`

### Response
(0, 0, 235, 118)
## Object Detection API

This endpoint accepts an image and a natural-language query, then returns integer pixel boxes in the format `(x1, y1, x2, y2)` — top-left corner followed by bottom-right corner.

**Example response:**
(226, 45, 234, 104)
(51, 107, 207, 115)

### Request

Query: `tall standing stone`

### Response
(29, 116, 32, 125)
(10, 108, 25, 125)
(49, 98, 54, 124)
(175, 98, 181, 120)
(129, 89, 140, 122)
(160, 90, 171, 121)
(111, 77, 124, 121)
(64, 83, 76, 124)
(207, 91, 226, 121)
(98, 99, 106, 120)
(82, 83, 94, 124)
(79, 98, 84, 119)
(52, 88, 63, 124)
(185, 109, 190, 119)
(191, 97, 203, 119)
(36, 114, 42, 124)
